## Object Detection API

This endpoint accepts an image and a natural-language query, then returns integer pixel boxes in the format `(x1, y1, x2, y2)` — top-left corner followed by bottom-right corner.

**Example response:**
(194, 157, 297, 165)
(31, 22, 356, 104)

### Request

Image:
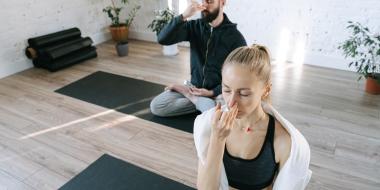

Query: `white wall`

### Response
(130, 0, 380, 71)
(0, 0, 169, 79)
(1, 0, 379, 79)
(0, 0, 113, 79)
(224, 0, 380, 71)
(127, 0, 169, 42)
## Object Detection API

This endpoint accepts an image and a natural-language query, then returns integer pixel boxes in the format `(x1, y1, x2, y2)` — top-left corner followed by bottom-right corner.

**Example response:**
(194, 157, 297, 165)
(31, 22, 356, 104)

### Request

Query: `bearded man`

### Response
(150, 0, 247, 117)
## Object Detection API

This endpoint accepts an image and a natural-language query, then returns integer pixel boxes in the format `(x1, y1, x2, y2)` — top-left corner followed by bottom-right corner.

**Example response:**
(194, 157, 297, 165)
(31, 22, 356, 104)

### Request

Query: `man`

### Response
(150, 0, 247, 117)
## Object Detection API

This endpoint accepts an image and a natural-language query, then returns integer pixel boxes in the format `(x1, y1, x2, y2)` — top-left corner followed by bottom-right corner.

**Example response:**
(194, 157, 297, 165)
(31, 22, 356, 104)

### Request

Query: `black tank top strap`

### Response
(266, 114, 275, 144)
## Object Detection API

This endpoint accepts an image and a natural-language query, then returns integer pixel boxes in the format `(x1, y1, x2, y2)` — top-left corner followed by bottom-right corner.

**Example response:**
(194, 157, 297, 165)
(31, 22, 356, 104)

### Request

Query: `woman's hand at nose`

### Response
(211, 103, 238, 140)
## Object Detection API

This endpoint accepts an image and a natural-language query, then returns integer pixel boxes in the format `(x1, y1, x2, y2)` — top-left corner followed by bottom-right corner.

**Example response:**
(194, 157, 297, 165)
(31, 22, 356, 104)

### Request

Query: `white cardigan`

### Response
(193, 103, 312, 190)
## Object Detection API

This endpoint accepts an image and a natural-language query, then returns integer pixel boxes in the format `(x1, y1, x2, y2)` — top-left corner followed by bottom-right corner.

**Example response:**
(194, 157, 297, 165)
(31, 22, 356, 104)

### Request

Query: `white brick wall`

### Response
(131, 0, 380, 71)
(0, 0, 113, 78)
(127, 0, 169, 41)
(224, 0, 380, 71)
(1, 0, 379, 78)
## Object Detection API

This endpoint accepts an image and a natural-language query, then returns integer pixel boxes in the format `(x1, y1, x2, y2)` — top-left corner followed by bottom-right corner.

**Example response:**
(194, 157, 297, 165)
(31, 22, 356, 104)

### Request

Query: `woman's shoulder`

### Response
(266, 105, 311, 176)
(273, 119, 291, 165)
(263, 103, 309, 147)
(274, 119, 291, 146)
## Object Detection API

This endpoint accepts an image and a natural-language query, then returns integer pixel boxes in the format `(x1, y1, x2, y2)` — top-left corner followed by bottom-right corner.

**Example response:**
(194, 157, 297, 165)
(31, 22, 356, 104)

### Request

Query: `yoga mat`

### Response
(25, 27, 96, 71)
(45, 37, 93, 60)
(35, 47, 97, 71)
(29, 37, 94, 63)
(27, 28, 81, 48)
(59, 154, 195, 190)
(47, 47, 97, 71)
(55, 71, 199, 133)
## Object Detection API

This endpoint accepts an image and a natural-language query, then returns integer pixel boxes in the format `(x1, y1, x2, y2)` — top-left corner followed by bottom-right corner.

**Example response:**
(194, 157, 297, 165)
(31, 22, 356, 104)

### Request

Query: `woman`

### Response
(193, 45, 311, 190)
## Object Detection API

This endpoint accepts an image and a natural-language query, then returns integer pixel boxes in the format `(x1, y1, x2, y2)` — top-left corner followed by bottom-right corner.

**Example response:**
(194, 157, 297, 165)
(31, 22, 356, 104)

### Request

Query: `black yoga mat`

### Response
(37, 46, 97, 71)
(59, 154, 195, 190)
(45, 37, 93, 59)
(55, 71, 199, 133)
(27, 37, 92, 60)
(26, 27, 96, 72)
(28, 28, 81, 48)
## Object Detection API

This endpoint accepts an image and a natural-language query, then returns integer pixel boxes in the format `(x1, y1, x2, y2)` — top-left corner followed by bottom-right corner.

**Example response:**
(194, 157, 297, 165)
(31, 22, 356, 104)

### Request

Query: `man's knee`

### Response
(196, 97, 216, 112)
(150, 97, 170, 117)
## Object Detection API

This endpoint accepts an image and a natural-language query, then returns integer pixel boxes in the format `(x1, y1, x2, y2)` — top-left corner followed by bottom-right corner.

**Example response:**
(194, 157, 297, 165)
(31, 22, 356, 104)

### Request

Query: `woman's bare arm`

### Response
(197, 103, 238, 190)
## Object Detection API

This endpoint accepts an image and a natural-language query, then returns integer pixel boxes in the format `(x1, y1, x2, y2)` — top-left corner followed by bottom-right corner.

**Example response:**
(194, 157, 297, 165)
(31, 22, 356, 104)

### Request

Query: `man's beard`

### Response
(201, 8, 219, 23)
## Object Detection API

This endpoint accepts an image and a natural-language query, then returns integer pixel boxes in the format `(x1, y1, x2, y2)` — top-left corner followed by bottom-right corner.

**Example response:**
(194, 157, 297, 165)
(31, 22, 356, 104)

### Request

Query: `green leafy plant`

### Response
(103, 0, 141, 27)
(147, 8, 175, 35)
(339, 21, 380, 83)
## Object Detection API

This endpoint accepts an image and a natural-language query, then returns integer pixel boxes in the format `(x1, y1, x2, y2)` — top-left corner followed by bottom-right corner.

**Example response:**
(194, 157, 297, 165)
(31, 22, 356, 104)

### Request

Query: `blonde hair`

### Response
(223, 44, 271, 84)
(223, 44, 272, 101)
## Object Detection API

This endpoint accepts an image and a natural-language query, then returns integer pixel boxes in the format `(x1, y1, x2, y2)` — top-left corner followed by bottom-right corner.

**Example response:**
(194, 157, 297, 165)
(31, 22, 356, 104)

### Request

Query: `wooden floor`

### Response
(0, 40, 379, 190)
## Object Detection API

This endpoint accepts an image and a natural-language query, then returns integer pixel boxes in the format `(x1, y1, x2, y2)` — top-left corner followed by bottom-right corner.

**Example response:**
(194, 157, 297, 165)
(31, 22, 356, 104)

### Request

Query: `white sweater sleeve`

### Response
(193, 108, 214, 165)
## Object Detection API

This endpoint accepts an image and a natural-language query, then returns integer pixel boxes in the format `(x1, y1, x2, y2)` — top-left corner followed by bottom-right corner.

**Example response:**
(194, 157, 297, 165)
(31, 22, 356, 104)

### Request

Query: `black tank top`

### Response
(223, 114, 279, 190)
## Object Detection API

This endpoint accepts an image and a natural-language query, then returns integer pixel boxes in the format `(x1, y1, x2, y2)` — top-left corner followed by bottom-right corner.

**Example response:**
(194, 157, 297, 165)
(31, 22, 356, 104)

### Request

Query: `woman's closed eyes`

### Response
(223, 90, 252, 97)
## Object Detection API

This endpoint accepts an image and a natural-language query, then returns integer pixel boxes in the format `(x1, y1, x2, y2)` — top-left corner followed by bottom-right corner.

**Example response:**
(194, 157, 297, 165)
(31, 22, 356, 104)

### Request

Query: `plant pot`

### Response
(365, 77, 380, 95)
(115, 42, 128, 57)
(110, 25, 129, 42)
(162, 44, 179, 56)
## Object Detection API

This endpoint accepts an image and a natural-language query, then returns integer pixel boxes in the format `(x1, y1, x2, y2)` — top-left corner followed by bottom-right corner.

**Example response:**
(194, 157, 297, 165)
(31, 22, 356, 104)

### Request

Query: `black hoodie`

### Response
(157, 13, 247, 97)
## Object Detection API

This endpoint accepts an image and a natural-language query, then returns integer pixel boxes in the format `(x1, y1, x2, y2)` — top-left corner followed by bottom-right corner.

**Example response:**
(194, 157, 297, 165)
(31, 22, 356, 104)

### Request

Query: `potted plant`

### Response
(148, 8, 179, 56)
(103, 0, 141, 56)
(339, 21, 380, 94)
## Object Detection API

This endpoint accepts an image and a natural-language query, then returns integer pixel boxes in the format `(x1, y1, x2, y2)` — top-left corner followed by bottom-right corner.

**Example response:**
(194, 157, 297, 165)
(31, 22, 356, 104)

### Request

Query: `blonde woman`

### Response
(194, 45, 311, 190)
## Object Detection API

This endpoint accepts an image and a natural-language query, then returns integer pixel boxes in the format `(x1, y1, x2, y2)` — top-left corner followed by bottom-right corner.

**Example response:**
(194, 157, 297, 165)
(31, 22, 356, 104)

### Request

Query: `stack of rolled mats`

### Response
(25, 28, 97, 71)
